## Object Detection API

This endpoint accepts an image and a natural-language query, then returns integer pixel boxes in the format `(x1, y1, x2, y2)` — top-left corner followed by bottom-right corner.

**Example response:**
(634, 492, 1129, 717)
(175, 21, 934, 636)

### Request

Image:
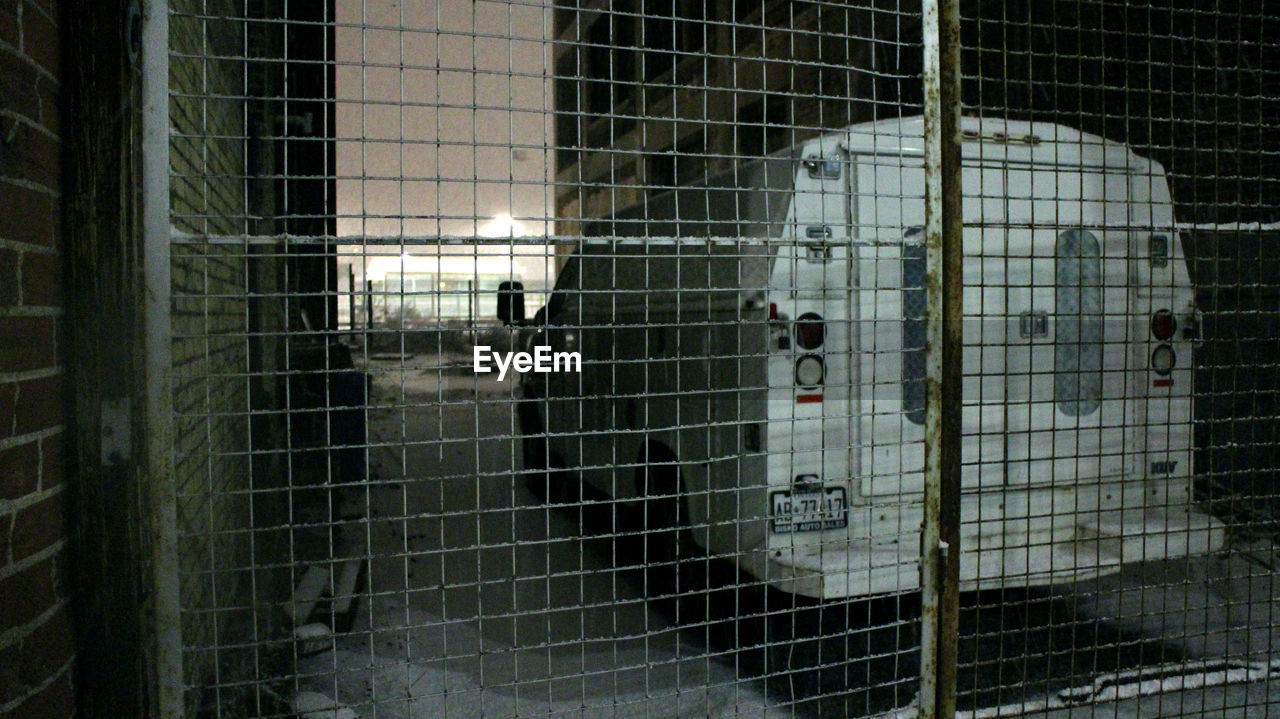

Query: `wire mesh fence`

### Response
(155, 1, 1280, 717)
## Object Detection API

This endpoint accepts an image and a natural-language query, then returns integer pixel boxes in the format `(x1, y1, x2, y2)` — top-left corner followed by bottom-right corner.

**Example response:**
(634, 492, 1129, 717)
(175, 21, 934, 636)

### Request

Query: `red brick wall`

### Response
(0, 0, 75, 717)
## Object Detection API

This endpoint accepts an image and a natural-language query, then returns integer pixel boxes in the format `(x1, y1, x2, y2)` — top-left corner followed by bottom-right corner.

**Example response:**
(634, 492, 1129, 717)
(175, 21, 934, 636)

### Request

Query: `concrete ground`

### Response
(291, 354, 785, 718)
(949, 546, 1280, 718)
(288, 354, 1280, 719)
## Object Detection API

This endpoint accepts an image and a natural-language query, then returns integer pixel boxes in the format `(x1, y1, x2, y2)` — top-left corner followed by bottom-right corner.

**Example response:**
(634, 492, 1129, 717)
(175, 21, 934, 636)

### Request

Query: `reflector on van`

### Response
(803, 155, 841, 179)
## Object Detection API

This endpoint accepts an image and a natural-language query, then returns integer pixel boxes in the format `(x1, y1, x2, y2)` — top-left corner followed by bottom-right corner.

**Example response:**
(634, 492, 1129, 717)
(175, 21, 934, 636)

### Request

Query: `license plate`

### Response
(770, 486, 848, 533)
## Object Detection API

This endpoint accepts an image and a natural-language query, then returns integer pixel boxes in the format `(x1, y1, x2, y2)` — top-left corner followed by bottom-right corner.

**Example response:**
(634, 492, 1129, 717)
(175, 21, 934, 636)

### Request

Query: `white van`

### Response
(508, 116, 1224, 601)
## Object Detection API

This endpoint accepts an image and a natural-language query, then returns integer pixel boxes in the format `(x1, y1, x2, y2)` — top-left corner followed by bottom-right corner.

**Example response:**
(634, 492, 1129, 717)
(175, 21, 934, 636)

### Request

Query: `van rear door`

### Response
(851, 157, 1005, 499)
(1002, 168, 1141, 487)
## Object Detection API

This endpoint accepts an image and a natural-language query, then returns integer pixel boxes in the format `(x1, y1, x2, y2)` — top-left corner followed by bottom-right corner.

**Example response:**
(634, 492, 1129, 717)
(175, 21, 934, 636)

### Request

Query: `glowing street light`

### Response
(479, 213, 524, 238)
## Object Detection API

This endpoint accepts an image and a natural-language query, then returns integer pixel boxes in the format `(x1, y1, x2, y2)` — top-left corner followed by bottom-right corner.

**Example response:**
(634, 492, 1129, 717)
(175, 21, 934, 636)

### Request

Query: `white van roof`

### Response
(1177, 221, 1280, 232)
(840, 115, 1152, 172)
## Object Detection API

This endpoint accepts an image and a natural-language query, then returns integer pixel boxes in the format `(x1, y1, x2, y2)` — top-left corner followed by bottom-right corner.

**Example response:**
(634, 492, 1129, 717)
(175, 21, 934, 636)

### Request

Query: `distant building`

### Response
(551, 1, 910, 237)
(353, 252, 551, 328)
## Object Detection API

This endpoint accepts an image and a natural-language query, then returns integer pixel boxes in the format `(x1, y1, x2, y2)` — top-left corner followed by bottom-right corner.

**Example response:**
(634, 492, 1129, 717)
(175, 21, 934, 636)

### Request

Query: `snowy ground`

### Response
(286, 354, 1280, 718)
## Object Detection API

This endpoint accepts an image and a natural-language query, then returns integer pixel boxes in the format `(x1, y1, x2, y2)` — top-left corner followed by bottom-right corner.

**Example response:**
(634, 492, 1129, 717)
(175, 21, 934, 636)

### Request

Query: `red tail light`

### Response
(1151, 309, 1175, 340)
(796, 312, 825, 349)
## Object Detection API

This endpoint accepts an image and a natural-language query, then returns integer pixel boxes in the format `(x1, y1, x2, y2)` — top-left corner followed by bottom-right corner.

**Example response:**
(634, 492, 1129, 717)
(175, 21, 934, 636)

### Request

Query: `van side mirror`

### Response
(497, 280, 525, 326)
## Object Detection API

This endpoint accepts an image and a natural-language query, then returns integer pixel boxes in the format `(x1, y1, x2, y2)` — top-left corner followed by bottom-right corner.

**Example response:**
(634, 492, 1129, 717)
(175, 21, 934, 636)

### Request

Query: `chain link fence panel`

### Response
(155, 1, 1280, 717)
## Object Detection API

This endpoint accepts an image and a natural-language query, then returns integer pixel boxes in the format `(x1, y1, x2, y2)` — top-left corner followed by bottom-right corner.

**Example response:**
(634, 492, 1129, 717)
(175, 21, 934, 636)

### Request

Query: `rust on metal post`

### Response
(142, 1, 182, 715)
(919, 0, 963, 715)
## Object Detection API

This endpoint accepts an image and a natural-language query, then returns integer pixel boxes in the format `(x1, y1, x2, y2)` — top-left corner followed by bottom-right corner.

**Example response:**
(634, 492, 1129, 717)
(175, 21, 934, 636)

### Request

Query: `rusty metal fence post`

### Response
(920, 0, 963, 715)
(141, 0, 183, 716)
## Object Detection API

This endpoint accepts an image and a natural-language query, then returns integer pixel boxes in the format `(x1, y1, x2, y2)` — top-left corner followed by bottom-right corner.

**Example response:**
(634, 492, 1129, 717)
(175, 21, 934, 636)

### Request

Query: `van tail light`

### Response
(1150, 309, 1175, 340)
(795, 312, 825, 349)
(795, 354, 824, 387)
(1151, 344, 1176, 375)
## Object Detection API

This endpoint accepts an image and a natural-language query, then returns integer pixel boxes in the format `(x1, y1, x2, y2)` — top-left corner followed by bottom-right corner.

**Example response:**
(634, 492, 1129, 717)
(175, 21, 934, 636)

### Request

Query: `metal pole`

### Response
(142, 0, 183, 716)
(920, 0, 963, 715)
(365, 269, 373, 329)
(348, 264, 355, 333)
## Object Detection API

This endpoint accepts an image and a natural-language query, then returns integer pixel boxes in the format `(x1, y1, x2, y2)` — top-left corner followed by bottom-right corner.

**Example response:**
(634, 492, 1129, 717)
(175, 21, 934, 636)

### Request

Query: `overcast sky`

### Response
(335, 0, 554, 242)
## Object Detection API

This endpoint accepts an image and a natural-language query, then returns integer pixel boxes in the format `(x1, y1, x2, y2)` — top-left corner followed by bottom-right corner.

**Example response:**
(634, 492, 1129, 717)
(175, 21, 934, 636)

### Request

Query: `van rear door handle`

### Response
(1019, 310, 1049, 339)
